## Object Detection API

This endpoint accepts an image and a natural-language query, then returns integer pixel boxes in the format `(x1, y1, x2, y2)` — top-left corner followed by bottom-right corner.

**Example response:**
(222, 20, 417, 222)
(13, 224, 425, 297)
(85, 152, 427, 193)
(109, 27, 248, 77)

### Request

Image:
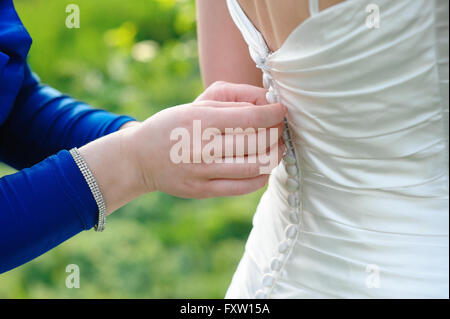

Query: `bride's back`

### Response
(238, 0, 345, 51)
(224, 0, 449, 298)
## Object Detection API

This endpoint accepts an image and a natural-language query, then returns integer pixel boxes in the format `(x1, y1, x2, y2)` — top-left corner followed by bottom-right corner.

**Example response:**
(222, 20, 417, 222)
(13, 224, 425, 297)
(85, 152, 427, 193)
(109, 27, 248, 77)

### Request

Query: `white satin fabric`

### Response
(225, 0, 449, 298)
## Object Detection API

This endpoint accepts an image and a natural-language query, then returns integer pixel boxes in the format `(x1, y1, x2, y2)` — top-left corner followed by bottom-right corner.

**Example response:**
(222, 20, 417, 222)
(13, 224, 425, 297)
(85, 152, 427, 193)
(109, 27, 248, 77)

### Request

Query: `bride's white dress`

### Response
(225, 0, 449, 298)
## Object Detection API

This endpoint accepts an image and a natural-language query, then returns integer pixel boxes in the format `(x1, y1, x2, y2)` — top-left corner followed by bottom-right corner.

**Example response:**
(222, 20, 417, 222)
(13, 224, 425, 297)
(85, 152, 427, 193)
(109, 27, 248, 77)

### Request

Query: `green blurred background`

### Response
(0, 0, 263, 298)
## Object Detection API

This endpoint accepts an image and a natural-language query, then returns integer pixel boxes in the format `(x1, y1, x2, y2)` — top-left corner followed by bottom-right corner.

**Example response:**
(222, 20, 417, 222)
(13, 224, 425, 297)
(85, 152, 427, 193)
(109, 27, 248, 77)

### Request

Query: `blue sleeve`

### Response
(0, 67, 136, 273)
(0, 150, 99, 274)
(0, 64, 136, 169)
(0, 0, 137, 274)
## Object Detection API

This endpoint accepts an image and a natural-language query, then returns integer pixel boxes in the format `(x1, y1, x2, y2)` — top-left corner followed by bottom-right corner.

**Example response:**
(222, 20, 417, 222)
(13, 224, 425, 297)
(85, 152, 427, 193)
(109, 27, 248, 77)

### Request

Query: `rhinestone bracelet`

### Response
(69, 147, 106, 232)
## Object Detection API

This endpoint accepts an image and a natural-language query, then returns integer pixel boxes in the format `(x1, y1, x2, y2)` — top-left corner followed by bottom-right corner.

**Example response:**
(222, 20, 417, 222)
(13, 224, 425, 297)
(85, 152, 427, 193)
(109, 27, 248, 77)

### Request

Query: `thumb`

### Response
(196, 81, 268, 105)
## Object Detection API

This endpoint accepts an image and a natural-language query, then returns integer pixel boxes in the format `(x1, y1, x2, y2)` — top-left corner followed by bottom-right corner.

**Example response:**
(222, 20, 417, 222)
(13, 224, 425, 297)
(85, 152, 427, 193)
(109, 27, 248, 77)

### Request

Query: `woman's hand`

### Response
(195, 81, 268, 104)
(79, 82, 287, 214)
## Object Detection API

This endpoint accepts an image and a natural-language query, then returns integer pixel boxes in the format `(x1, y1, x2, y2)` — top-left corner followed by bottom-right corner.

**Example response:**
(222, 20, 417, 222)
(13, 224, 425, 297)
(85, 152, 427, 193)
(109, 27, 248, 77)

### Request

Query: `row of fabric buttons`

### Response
(254, 65, 302, 299)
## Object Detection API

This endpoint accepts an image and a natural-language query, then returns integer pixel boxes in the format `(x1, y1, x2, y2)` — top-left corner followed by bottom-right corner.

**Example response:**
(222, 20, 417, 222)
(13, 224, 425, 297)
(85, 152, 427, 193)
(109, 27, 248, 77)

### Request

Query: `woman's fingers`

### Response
(204, 103, 287, 132)
(200, 140, 284, 179)
(205, 174, 270, 197)
(195, 100, 255, 108)
(196, 81, 269, 105)
(200, 122, 282, 159)
(223, 82, 269, 105)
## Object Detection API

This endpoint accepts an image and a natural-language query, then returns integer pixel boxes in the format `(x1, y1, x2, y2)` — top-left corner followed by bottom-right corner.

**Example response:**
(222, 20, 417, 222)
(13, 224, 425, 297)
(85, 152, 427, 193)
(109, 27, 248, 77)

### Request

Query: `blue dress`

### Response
(0, 0, 135, 273)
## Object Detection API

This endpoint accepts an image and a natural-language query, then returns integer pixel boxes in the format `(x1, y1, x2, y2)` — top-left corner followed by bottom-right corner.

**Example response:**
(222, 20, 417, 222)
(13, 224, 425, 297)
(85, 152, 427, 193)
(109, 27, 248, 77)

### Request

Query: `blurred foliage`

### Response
(0, 0, 263, 298)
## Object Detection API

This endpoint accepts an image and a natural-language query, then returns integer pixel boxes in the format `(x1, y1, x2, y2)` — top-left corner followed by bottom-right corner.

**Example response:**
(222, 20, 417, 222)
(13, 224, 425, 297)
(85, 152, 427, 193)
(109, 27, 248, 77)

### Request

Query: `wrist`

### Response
(123, 121, 158, 194)
(121, 123, 156, 195)
(79, 126, 147, 215)
(119, 120, 140, 130)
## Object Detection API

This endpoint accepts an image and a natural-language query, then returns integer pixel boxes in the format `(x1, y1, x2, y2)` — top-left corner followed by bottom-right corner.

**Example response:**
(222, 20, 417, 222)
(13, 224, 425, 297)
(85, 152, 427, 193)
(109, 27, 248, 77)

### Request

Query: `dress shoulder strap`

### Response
(226, 0, 270, 56)
(309, 0, 320, 16)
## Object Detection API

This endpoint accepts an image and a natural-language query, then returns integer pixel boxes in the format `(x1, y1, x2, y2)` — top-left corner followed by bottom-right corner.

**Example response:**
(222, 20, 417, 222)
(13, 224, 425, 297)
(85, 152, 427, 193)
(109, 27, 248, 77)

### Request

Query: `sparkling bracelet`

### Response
(69, 147, 106, 232)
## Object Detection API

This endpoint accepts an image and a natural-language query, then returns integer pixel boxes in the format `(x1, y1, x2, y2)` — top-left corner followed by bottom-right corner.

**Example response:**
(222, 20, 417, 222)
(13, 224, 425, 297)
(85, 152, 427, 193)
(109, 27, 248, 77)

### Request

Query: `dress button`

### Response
(255, 289, 266, 299)
(265, 91, 273, 104)
(285, 164, 298, 177)
(262, 73, 272, 89)
(285, 224, 298, 239)
(266, 90, 277, 104)
(283, 151, 296, 165)
(250, 47, 265, 65)
(289, 210, 300, 224)
(262, 274, 274, 288)
(287, 194, 299, 208)
(286, 178, 299, 192)
(278, 240, 289, 254)
(270, 257, 282, 271)
(255, 55, 266, 67)
(282, 129, 290, 142)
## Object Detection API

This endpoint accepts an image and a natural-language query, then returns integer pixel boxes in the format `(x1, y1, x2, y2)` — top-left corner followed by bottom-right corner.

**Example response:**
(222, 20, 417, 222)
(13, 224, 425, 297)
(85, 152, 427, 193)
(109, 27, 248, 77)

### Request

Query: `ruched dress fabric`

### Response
(225, 0, 449, 298)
